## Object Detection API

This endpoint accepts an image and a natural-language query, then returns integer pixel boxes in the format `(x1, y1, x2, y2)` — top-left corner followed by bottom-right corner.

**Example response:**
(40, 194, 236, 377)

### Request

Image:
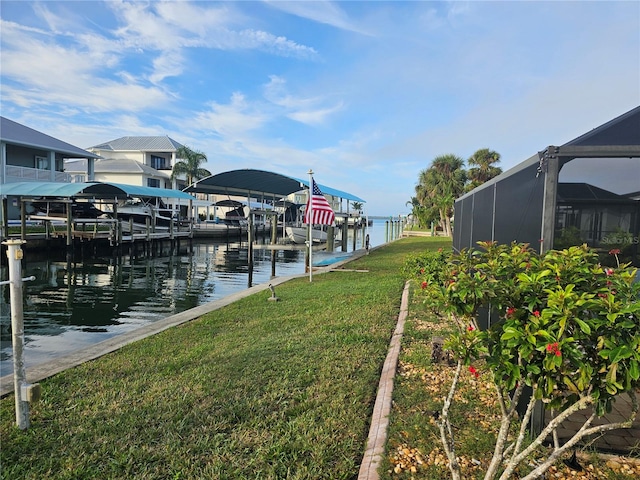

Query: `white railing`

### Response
(5, 165, 71, 183)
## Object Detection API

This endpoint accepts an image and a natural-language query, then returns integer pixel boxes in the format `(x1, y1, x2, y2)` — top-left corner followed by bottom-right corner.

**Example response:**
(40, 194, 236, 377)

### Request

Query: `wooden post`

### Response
(327, 225, 334, 251)
(247, 213, 254, 288)
(20, 199, 26, 242)
(270, 214, 277, 245)
(1, 197, 8, 241)
(352, 221, 357, 251)
(341, 221, 348, 252)
(66, 202, 72, 249)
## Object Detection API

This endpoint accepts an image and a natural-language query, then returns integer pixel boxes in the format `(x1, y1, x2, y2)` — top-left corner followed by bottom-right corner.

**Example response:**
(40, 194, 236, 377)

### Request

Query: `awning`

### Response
(185, 169, 365, 203)
(106, 182, 196, 201)
(0, 181, 196, 201)
(0, 181, 126, 198)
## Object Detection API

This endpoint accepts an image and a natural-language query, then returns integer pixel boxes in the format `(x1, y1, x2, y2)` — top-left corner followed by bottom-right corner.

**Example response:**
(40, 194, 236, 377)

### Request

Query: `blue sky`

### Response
(1, 1, 638, 216)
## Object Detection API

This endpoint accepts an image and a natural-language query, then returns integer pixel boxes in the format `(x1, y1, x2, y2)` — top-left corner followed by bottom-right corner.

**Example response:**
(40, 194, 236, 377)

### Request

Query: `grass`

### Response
(0, 236, 450, 480)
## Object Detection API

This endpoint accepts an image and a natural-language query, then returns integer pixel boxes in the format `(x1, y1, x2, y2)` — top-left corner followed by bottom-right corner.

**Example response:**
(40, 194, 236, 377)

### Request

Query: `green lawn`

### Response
(1, 237, 450, 480)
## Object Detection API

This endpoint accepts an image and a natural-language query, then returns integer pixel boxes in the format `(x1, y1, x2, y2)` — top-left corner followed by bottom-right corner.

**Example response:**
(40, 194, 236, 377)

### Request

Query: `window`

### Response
(151, 155, 167, 170)
(35, 155, 48, 169)
(147, 178, 160, 188)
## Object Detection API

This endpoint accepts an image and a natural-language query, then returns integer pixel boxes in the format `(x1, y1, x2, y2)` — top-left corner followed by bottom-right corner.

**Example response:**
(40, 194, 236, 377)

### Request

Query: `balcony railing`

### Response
(5, 165, 71, 183)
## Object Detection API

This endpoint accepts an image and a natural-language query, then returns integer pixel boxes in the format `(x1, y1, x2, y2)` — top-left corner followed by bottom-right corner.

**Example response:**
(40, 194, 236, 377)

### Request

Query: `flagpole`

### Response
(307, 169, 313, 282)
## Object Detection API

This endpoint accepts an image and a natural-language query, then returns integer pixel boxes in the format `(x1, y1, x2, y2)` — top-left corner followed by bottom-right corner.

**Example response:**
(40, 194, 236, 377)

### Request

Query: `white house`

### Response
(66, 136, 187, 189)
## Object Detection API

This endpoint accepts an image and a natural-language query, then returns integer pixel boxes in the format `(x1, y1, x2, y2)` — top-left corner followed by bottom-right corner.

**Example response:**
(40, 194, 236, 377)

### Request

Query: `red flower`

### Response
(546, 342, 561, 356)
(609, 248, 621, 255)
(421, 281, 428, 289)
(506, 307, 516, 317)
(532, 310, 540, 317)
(468, 366, 480, 378)
(605, 268, 614, 276)
(420, 268, 425, 274)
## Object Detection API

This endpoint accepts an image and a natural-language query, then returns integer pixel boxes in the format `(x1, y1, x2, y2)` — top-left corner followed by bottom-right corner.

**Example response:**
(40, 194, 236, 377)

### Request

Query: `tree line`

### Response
(408, 148, 503, 236)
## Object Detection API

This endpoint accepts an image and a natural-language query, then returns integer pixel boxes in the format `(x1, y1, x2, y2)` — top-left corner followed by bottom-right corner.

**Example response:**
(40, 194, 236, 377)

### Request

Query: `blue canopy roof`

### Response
(0, 181, 196, 201)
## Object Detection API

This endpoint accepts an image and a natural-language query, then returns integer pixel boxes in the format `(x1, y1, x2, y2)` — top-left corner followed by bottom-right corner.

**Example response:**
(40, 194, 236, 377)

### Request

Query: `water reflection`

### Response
(1, 220, 391, 376)
(0, 241, 308, 376)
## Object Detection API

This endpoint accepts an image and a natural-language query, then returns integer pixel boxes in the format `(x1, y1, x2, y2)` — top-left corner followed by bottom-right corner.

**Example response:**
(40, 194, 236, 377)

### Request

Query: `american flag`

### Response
(304, 178, 335, 225)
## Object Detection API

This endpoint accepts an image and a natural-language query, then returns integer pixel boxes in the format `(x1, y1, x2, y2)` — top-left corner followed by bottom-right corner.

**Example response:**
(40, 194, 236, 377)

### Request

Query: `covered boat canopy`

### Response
(185, 169, 366, 203)
(1, 181, 196, 201)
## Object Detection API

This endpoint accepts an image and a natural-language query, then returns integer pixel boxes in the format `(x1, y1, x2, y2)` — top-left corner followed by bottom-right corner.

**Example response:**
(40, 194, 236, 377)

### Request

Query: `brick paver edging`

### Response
(358, 280, 410, 480)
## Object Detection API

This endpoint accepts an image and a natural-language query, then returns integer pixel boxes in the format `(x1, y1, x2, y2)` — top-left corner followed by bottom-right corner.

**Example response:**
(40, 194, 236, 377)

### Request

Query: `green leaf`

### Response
(629, 360, 639, 381)
(609, 346, 633, 363)
(574, 318, 591, 334)
(607, 312, 619, 322)
(500, 327, 520, 341)
(619, 320, 636, 329)
(527, 364, 541, 375)
(563, 376, 579, 393)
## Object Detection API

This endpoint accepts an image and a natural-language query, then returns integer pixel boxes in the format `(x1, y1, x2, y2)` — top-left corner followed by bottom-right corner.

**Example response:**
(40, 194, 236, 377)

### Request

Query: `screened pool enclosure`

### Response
(453, 106, 640, 268)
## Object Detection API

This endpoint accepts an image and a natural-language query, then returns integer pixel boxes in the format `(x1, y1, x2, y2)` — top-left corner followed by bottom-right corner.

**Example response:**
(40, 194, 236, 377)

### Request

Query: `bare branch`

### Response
(439, 359, 463, 480)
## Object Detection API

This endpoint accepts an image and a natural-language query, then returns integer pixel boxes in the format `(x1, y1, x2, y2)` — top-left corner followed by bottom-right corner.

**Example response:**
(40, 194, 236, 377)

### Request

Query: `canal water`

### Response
(1, 219, 397, 376)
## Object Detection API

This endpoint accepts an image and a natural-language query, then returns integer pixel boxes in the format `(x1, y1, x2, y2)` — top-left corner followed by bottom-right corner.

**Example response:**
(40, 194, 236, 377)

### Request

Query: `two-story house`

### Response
(66, 136, 186, 190)
(1, 116, 100, 186)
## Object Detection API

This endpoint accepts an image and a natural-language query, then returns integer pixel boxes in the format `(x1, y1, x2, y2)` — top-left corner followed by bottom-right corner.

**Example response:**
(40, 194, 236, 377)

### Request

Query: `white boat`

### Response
(111, 199, 175, 227)
(285, 226, 328, 244)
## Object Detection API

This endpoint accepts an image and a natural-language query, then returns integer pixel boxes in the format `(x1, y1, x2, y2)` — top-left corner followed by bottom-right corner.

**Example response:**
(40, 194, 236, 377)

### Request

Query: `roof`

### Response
(557, 183, 636, 203)
(565, 105, 640, 147)
(457, 105, 640, 201)
(94, 158, 171, 178)
(65, 158, 171, 179)
(0, 117, 100, 159)
(185, 169, 366, 203)
(89, 136, 184, 152)
(0, 181, 195, 201)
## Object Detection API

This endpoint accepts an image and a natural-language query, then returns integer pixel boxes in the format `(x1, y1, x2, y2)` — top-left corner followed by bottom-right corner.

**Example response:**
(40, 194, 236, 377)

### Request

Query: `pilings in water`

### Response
(385, 218, 404, 243)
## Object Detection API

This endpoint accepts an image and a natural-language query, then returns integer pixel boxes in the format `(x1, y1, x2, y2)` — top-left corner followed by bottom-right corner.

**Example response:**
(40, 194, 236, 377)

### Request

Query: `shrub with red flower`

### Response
(546, 342, 561, 357)
(408, 241, 640, 480)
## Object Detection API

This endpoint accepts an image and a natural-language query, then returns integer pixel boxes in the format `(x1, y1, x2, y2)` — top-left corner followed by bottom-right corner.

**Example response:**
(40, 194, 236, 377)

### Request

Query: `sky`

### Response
(1, 1, 639, 217)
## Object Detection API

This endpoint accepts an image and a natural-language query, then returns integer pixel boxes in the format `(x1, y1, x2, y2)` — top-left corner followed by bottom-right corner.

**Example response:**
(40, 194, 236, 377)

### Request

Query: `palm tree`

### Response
(351, 201, 363, 213)
(406, 196, 436, 228)
(466, 148, 502, 191)
(415, 154, 466, 237)
(171, 146, 212, 187)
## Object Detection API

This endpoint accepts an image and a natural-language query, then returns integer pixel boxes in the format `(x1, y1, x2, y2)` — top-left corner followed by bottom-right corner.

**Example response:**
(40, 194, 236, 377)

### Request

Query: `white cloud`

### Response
(195, 92, 268, 138)
(263, 0, 371, 35)
(263, 75, 343, 125)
